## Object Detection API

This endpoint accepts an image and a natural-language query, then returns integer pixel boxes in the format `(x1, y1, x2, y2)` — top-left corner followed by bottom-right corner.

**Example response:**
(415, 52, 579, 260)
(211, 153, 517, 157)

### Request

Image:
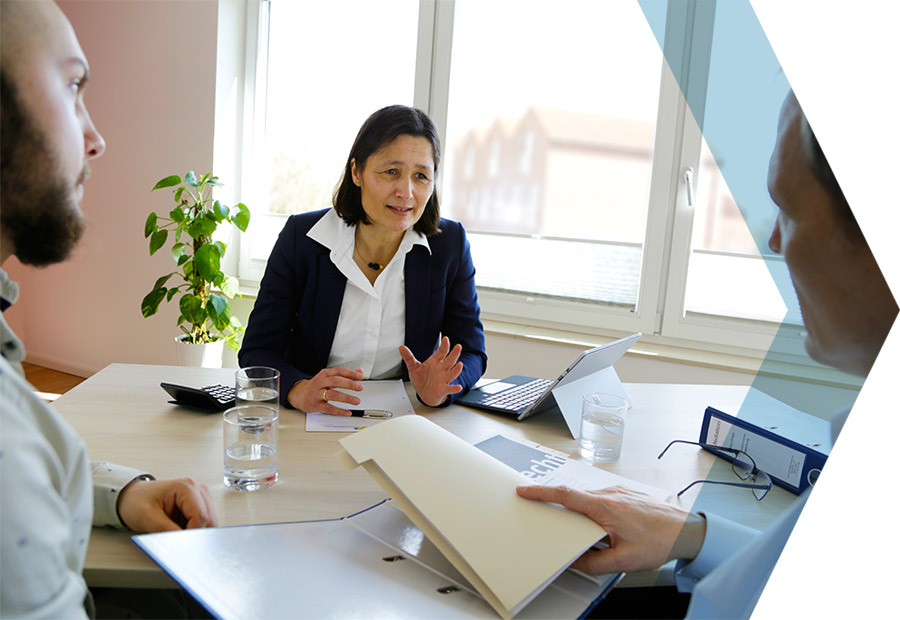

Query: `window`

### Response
(443, 0, 662, 316)
(237, 0, 419, 280)
(682, 139, 798, 325)
(225, 0, 834, 370)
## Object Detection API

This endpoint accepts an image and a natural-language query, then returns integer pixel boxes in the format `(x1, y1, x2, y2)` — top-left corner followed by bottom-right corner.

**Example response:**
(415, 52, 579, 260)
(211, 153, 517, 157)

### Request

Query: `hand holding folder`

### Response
(336, 416, 610, 619)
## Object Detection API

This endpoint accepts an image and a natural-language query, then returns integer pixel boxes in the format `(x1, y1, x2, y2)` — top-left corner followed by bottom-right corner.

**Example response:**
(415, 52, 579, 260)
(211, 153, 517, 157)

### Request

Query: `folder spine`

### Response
(699, 406, 829, 495)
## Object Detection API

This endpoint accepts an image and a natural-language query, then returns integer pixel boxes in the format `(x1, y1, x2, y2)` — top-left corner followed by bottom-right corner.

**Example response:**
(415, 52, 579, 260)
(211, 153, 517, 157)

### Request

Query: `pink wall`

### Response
(4, 0, 219, 375)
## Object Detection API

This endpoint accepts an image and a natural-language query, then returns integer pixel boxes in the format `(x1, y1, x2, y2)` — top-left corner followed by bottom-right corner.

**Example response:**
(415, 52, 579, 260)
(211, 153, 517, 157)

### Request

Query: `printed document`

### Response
(475, 435, 669, 501)
(306, 380, 415, 432)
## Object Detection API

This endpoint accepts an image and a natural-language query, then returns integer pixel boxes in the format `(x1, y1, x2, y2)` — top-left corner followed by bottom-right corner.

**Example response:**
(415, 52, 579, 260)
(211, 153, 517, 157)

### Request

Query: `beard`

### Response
(1, 70, 88, 267)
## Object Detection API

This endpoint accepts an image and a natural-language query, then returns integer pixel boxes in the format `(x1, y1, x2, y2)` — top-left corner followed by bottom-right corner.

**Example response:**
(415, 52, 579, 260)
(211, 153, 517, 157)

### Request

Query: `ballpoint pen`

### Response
(349, 409, 392, 419)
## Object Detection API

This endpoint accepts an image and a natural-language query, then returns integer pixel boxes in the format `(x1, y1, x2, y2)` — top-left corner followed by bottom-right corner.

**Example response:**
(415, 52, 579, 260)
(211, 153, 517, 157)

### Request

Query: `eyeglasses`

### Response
(658, 440, 773, 501)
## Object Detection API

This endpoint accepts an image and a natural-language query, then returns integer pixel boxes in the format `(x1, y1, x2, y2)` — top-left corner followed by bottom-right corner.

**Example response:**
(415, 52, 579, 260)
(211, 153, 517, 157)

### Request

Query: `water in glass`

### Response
(223, 406, 278, 491)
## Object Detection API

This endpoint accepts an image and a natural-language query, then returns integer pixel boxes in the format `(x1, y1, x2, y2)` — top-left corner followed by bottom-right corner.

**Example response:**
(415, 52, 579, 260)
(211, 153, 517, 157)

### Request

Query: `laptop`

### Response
(458, 333, 641, 428)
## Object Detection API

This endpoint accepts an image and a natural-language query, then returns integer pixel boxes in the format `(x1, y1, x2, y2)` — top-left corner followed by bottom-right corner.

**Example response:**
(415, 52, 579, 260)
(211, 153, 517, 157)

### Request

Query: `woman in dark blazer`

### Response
(239, 106, 487, 414)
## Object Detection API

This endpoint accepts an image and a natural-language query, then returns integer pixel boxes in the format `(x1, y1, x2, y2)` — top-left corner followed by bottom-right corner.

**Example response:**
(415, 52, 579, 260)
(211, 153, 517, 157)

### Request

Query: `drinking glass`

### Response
(235, 366, 280, 410)
(223, 405, 278, 491)
(579, 393, 629, 462)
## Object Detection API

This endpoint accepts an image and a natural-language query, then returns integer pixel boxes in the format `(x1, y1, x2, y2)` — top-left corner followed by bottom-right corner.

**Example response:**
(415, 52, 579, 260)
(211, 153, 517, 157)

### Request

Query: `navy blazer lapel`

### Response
(404, 245, 431, 349)
(313, 252, 346, 368)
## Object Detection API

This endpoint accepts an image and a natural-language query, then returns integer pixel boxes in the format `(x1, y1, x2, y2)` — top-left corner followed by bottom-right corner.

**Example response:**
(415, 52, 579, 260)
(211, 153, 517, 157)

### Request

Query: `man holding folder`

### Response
(518, 91, 898, 618)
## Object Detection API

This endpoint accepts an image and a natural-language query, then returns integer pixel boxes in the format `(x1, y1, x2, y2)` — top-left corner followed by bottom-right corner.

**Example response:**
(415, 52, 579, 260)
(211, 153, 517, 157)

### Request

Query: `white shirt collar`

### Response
(308, 208, 431, 263)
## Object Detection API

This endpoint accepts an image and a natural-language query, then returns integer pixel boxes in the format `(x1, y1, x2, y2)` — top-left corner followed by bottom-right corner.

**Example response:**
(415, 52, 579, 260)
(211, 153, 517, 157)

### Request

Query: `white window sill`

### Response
(482, 319, 863, 390)
(237, 284, 862, 390)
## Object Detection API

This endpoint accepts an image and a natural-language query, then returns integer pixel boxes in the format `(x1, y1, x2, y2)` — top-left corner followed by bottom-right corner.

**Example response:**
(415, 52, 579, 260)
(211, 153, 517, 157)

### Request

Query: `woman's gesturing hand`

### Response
(400, 336, 464, 407)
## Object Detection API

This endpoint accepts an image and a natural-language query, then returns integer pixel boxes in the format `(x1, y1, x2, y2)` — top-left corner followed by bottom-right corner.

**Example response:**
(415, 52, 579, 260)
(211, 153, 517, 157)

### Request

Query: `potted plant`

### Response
(141, 171, 250, 367)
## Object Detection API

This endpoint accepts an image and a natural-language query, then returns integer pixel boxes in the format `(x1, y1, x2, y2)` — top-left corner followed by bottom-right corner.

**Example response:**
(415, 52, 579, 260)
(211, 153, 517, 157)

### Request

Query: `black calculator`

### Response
(161, 382, 236, 412)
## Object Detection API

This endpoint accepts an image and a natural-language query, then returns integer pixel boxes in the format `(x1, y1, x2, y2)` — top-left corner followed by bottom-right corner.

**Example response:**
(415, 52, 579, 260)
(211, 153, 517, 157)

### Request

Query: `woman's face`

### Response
(351, 134, 435, 237)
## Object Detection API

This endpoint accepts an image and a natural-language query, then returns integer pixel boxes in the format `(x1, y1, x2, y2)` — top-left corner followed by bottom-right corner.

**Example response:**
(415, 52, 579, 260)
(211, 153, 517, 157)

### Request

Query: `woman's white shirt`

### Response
(307, 209, 430, 379)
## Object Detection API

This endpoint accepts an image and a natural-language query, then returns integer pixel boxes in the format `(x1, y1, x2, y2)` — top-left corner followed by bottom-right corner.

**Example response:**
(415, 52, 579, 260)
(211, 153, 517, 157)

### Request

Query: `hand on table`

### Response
(117, 477, 217, 533)
(516, 484, 707, 574)
(287, 366, 364, 415)
(400, 336, 464, 407)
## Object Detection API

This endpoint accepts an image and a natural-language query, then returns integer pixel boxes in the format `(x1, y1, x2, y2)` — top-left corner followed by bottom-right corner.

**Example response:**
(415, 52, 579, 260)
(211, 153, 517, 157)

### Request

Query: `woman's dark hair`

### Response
(333, 105, 441, 236)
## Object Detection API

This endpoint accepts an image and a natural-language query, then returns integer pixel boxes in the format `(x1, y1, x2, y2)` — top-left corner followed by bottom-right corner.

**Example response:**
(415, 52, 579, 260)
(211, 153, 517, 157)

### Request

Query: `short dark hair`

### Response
(799, 116, 862, 238)
(333, 105, 442, 236)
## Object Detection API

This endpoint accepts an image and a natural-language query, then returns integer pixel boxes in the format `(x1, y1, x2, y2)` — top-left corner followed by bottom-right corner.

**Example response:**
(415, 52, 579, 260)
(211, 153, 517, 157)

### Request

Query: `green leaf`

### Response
(151, 272, 175, 291)
(194, 243, 221, 283)
(141, 288, 167, 317)
(214, 240, 227, 257)
(187, 215, 217, 239)
(152, 175, 181, 191)
(208, 291, 227, 313)
(221, 275, 240, 298)
(199, 172, 212, 186)
(143, 212, 158, 238)
(184, 170, 199, 187)
(169, 207, 185, 222)
(177, 253, 190, 266)
(203, 213, 219, 237)
(174, 186, 185, 203)
(231, 203, 250, 232)
(166, 287, 180, 302)
(187, 219, 204, 239)
(213, 200, 229, 221)
(149, 229, 168, 255)
(179, 294, 205, 324)
(171, 243, 187, 263)
(207, 292, 228, 319)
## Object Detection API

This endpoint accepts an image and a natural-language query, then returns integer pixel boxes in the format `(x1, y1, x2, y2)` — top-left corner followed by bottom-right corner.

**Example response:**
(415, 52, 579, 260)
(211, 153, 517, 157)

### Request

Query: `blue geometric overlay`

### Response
(638, 0, 861, 525)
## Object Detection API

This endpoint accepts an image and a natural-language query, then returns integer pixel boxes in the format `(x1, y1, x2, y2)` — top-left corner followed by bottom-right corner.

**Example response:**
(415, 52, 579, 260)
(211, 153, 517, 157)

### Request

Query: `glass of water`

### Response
(223, 405, 278, 491)
(236, 366, 280, 410)
(579, 393, 629, 462)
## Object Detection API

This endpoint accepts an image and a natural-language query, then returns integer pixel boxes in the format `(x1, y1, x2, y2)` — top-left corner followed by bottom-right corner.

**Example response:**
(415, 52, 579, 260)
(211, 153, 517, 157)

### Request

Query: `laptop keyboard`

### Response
(481, 378, 553, 411)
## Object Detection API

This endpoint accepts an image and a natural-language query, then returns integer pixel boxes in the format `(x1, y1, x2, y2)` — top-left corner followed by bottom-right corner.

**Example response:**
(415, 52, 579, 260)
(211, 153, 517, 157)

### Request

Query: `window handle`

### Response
(683, 167, 695, 208)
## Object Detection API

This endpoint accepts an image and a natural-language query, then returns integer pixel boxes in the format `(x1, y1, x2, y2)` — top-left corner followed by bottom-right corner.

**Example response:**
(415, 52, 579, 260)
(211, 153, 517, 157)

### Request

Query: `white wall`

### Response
(4, 0, 219, 376)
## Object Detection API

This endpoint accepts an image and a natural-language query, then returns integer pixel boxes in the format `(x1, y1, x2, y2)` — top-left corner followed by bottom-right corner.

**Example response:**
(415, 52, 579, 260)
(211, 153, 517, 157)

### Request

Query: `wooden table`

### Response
(53, 364, 798, 589)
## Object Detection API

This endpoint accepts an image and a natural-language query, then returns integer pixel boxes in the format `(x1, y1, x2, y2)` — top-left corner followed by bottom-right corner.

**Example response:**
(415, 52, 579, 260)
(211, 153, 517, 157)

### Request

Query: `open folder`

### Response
(133, 500, 618, 620)
(336, 416, 614, 619)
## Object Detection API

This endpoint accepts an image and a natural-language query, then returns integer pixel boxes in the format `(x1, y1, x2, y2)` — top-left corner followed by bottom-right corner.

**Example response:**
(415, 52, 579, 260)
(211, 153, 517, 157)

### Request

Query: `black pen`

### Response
(349, 409, 392, 419)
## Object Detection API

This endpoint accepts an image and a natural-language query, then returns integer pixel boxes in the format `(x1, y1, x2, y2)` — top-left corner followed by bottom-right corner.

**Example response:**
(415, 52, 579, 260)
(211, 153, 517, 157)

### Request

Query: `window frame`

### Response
(221, 0, 855, 383)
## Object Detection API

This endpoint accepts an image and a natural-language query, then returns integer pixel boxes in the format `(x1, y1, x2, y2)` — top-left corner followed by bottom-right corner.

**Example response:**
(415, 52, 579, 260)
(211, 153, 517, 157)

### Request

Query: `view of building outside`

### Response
(441, 0, 663, 309)
(447, 107, 653, 243)
(444, 104, 778, 313)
